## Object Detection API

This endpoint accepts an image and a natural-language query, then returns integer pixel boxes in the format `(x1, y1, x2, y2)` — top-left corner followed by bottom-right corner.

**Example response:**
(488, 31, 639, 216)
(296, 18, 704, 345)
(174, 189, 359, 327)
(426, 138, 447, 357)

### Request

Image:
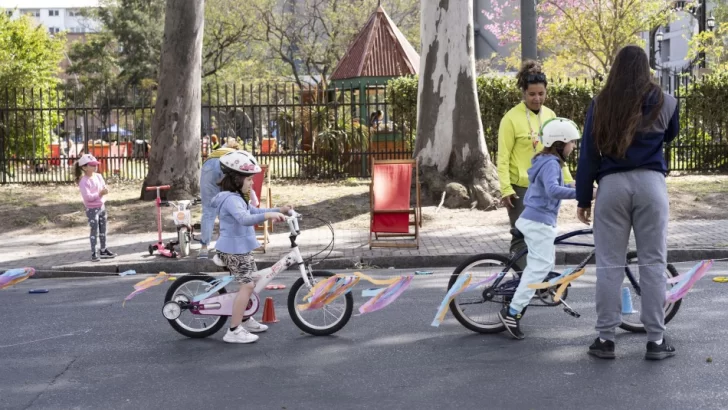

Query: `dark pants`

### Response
(507, 185, 529, 270)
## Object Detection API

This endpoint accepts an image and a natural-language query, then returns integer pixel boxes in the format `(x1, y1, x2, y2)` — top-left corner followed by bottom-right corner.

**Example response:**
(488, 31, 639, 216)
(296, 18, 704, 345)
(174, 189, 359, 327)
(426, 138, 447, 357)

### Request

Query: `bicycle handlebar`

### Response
(145, 185, 171, 191)
(285, 211, 301, 236)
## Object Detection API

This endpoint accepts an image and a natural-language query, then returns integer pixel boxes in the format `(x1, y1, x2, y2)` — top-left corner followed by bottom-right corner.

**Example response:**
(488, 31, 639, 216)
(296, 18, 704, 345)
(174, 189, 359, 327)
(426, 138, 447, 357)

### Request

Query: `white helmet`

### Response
(219, 150, 261, 176)
(539, 117, 581, 147)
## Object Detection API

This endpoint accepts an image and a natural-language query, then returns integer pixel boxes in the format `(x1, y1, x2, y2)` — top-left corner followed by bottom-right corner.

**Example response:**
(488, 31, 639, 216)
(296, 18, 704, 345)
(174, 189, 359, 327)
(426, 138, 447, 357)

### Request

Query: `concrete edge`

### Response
(27, 248, 728, 278)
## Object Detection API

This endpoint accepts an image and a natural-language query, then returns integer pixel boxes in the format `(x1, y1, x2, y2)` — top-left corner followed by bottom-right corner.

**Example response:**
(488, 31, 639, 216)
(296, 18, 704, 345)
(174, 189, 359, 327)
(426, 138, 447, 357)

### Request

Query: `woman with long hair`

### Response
(576, 45, 679, 360)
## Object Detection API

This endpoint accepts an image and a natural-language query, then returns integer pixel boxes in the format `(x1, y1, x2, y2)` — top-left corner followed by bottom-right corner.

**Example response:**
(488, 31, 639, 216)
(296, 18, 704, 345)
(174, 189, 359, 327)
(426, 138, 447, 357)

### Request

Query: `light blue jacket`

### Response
(211, 191, 278, 254)
(520, 154, 576, 227)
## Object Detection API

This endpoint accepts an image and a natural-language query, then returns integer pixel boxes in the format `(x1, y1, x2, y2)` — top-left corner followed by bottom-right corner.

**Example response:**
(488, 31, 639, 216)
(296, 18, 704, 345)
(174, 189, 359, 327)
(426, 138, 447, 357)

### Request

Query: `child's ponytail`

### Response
(73, 162, 83, 183)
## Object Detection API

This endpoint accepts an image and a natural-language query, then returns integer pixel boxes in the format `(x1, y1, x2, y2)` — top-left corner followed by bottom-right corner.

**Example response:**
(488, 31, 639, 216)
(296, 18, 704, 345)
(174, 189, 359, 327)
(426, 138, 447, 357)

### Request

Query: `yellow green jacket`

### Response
(497, 102, 574, 197)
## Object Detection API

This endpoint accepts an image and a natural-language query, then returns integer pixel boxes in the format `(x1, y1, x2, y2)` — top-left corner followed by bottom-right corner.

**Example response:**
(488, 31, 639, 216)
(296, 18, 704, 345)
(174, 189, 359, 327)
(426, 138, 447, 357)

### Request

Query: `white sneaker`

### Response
(223, 327, 259, 344)
(242, 317, 269, 333)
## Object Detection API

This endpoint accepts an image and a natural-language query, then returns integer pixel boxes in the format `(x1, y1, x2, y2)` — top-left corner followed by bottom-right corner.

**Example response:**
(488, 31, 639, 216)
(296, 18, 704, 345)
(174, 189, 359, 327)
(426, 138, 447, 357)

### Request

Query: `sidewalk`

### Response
(3, 219, 727, 277)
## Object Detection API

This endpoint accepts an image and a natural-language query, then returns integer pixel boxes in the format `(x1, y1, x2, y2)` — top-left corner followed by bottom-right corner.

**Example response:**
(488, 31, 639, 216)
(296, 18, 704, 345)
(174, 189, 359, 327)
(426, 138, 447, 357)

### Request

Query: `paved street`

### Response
(1, 264, 727, 409)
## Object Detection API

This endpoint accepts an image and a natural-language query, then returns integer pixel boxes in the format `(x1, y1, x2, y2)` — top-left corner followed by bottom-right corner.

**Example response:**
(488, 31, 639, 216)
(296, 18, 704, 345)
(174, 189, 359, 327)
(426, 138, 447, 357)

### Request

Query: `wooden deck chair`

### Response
(252, 164, 272, 252)
(369, 158, 421, 249)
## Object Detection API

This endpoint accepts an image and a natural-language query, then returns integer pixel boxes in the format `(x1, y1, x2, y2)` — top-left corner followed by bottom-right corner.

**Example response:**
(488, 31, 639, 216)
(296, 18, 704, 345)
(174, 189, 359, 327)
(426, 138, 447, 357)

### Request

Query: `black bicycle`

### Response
(448, 228, 681, 334)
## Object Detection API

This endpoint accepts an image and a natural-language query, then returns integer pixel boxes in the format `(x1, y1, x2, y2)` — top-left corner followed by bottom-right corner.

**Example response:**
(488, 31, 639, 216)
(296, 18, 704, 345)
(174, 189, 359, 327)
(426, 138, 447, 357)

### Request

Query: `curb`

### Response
(29, 248, 728, 278)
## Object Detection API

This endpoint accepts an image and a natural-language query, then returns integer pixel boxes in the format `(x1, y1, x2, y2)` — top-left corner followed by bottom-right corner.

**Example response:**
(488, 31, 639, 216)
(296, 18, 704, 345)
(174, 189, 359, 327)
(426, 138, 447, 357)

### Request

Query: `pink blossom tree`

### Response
(483, 0, 675, 76)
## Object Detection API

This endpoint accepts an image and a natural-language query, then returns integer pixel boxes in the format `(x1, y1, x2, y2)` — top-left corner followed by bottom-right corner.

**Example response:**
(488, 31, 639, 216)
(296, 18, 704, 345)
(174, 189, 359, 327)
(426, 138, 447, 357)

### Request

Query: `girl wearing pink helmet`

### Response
(211, 150, 293, 344)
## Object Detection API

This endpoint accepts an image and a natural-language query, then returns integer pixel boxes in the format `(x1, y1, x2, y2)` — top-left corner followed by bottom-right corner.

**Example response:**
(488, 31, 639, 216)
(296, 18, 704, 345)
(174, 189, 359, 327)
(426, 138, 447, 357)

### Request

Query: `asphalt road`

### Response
(1, 263, 727, 410)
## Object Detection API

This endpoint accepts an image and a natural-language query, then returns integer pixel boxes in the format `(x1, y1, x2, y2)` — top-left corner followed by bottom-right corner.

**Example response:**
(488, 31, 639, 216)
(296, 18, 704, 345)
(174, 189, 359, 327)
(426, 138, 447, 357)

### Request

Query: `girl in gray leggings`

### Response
(75, 154, 117, 262)
(575, 45, 679, 361)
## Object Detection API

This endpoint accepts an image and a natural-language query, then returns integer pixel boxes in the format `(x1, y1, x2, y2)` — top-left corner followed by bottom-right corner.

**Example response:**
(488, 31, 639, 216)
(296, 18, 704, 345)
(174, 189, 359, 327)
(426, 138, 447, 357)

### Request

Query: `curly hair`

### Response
(516, 60, 548, 91)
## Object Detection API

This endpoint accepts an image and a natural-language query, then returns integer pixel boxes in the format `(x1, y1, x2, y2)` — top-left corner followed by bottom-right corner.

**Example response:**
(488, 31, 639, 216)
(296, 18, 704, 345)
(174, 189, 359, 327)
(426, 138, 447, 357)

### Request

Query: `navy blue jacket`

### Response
(575, 92, 679, 208)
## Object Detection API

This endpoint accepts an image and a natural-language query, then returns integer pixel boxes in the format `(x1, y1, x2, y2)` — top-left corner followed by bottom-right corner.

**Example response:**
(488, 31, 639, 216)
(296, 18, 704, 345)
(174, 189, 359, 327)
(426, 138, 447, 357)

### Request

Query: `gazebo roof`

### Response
(329, 6, 420, 82)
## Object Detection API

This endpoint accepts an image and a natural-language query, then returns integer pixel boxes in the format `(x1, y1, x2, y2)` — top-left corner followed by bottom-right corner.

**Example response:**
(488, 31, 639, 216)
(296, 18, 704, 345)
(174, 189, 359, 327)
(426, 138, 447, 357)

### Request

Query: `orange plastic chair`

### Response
(369, 158, 421, 249)
(252, 164, 272, 252)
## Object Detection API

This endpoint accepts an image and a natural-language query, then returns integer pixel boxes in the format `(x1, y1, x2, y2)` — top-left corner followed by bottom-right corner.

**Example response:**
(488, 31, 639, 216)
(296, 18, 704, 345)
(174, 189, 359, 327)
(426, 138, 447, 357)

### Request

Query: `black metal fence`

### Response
(0, 75, 726, 184)
(0, 82, 415, 183)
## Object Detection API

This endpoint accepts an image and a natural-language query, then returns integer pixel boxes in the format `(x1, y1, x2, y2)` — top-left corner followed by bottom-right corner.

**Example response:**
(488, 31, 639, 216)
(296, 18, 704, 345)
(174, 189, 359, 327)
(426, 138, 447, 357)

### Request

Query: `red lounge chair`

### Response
(252, 164, 272, 252)
(369, 158, 421, 249)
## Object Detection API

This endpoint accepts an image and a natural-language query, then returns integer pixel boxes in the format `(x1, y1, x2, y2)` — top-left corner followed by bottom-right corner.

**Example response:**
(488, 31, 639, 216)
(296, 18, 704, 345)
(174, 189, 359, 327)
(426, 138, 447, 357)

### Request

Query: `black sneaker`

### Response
(588, 337, 616, 359)
(645, 337, 676, 361)
(498, 306, 524, 340)
(100, 248, 117, 259)
(91, 253, 100, 262)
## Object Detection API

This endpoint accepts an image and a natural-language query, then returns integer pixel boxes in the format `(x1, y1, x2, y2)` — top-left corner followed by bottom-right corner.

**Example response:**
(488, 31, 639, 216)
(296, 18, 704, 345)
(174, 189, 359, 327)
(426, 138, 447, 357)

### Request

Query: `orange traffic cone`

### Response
(261, 297, 279, 323)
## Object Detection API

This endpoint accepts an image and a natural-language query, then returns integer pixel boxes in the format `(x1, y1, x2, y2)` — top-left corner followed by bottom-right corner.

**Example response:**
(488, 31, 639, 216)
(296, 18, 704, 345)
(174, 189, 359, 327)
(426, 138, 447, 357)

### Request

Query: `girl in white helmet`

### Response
(498, 118, 586, 340)
(210, 150, 293, 344)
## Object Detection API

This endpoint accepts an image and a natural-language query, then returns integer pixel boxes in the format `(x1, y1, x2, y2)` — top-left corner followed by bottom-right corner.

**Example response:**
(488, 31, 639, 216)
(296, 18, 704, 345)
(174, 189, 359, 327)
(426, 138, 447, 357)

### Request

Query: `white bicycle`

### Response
(161, 212, 355, 337)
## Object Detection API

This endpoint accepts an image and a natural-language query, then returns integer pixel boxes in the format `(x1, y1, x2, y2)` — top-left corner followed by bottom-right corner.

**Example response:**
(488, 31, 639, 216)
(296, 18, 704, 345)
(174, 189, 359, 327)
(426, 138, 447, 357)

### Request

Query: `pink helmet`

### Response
(219, 150, 261, 176)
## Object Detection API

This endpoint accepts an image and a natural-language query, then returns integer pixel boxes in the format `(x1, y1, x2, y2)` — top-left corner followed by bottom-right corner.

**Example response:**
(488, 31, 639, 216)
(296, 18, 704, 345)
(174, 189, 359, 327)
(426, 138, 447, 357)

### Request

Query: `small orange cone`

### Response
(261, 297, 279, 323)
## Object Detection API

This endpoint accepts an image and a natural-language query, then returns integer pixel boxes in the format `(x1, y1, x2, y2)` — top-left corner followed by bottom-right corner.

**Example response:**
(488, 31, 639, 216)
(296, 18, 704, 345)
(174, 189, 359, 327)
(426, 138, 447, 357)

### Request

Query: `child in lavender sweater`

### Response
(74, 154, 117, 262)
(498, 118, 584, 339)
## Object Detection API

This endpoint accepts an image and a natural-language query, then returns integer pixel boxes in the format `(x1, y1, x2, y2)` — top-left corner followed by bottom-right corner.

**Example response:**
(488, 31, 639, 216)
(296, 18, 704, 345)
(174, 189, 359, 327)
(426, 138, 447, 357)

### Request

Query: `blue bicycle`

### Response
(448, 228, 681, 334)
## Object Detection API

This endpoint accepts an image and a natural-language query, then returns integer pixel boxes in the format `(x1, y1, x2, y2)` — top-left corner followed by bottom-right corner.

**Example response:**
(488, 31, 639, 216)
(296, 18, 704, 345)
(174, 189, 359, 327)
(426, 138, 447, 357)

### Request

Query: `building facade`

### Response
(1, 0, 101, 34)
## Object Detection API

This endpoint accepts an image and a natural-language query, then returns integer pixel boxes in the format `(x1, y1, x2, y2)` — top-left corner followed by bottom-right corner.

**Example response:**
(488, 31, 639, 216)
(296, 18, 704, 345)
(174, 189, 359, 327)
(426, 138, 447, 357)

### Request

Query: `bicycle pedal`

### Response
(563, 307, 580, 318)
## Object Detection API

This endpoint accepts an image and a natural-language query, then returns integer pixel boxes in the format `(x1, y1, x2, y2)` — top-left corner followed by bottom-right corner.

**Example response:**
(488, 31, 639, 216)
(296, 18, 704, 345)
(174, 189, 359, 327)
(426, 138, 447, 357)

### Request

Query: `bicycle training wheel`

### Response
(619, 251, 681, 333)
(163, 274, 228, 338)
(448, 253, 521, 334)
(178, 227, 191, 257)
(288, 270, 354, 336)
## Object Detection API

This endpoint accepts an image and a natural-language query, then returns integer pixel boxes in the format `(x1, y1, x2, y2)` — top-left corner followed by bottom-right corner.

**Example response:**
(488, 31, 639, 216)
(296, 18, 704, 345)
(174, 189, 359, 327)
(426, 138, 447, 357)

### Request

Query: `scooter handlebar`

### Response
(145, 185, 171, 191)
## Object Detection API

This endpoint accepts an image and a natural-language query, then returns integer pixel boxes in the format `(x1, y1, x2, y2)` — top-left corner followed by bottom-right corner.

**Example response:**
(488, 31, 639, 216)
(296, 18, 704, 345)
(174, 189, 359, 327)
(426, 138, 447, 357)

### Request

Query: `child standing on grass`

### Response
(498, 118, 583, 340)
(74, 154, 117, 262)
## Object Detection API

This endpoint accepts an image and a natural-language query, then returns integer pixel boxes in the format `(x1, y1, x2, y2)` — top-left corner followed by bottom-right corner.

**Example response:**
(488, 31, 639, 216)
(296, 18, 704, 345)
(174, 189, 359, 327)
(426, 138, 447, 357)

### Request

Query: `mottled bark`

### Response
(414, 0, 500, 210)
(141, 0, 204, 200)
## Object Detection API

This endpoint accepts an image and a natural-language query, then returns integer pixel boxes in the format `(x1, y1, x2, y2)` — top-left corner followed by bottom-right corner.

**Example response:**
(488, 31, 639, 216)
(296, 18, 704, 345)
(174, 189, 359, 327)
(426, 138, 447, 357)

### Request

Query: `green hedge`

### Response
(672, 72, 728, 171)
(386, 75, 600, 169)
(386, 73, 727, 172)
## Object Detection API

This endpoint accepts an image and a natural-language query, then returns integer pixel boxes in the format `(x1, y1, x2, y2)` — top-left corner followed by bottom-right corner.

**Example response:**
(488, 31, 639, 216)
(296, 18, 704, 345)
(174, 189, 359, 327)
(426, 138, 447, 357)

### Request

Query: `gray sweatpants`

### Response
(593, 169, 668, 342)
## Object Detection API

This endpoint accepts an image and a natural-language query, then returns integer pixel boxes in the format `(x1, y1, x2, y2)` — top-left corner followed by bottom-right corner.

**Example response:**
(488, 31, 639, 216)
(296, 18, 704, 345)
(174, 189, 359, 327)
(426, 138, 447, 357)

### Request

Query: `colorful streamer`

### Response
(0, 267, 35, 290)
(298, 275, 360, 311)
(527, 267, 585, 303)
(431, 271, 500, 327)
(358, 275, 413, 314)
(297, 272, 413, 314)
(123, 272, 170, 306)
(666, 260, 713, 303)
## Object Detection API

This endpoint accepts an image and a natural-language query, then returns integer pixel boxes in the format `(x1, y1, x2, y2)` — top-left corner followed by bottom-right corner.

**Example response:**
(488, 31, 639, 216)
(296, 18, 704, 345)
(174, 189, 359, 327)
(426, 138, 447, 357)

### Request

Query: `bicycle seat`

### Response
(510, 227, 524, 239)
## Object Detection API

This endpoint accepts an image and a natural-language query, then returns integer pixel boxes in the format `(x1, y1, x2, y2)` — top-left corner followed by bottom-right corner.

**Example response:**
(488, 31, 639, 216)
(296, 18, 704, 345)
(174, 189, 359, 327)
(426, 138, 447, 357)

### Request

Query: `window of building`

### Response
(48, 9, 59, 16)
(48, 27, 60, 34)
(21, 9, 41, 17)
(68, 9, 82, 17)
(660, 39, 671, 62)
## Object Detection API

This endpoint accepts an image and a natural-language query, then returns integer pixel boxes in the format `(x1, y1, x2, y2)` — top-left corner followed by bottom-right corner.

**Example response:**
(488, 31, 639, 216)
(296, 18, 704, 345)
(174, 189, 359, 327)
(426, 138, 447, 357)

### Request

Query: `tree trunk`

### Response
(414, 0, 500, 210)
(141, 0, 204, 200)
